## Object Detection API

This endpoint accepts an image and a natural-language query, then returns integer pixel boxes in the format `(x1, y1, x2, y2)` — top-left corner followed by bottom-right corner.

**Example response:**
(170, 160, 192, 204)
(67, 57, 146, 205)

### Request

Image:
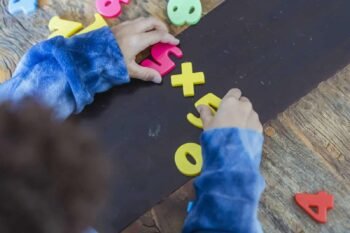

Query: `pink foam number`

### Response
(96, 0, 130, 18)
(141, 43, 183, 77)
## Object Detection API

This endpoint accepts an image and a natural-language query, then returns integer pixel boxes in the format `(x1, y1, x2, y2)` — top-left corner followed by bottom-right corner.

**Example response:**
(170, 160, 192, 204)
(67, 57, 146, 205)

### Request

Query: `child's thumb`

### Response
(130, 62, 162, 84)
(196, 105, 213, 129)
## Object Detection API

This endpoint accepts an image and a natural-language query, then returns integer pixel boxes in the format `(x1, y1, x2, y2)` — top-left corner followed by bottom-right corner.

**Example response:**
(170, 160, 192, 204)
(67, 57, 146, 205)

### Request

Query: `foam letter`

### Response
(187, 93, 222, 129)
(48, 16, 83, 39)
(141, 43, 183, 77)
(295, 191, 334, 223)
(8, 0, 37, 15)
(167, 0, 202, 26)
(76, 14, 108, 35)
(174, 143, 203, 176)
(96, 0, 130, 18)
(171, 62, 205, 97)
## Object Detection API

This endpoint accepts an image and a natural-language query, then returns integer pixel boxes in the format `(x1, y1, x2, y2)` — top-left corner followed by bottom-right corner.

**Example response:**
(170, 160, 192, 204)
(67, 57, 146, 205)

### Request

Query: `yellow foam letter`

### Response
(174, 143, 203, 176)
(48, 16, 83, 39)
(187, 93, 222, 129)
(171, 62, 205, 97)
(76, 14, 108, 35)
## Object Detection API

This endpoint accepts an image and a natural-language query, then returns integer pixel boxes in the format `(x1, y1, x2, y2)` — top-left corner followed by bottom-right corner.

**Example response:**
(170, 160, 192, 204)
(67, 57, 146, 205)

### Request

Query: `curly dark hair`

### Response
(0, 100, 109, 233)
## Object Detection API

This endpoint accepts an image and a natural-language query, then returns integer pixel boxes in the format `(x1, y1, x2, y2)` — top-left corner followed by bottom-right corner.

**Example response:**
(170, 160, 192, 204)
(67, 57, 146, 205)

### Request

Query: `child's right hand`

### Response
(197, 88, 263, 133)
(112, 17, 179, 84)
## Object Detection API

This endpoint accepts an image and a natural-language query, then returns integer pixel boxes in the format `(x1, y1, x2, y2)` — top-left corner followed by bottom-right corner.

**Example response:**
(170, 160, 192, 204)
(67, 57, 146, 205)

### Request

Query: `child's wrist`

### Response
(201, 127, 264, 170)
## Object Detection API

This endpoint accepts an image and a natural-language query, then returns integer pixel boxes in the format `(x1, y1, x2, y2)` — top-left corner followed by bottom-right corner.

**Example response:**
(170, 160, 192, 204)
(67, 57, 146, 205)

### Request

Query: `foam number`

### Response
(187, 93, 221, 129)
(48, 16, 83, 39)
(8, 0, 37, 15)
(174, 143, 203, 176)
(140, 43, 183, 76)
(171, 62, 205, 97)
(96, 0, 130, 18)
(167, 0, 202, 26)
(77, 14, 108, 35)
(295, 191, 334, 223)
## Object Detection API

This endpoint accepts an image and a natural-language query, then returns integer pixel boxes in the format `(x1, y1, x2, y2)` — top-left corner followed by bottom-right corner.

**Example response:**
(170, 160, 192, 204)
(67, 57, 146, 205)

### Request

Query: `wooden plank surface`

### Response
(122, 66, 350, 233)
(1, 0, 350, 233)
(0, 0, 224, 83)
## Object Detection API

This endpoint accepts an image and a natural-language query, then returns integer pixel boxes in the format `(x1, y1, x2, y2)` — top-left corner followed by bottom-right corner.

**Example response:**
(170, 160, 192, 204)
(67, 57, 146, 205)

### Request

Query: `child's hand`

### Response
(197, 88, 263, 133)
(112, 17, 180, 84)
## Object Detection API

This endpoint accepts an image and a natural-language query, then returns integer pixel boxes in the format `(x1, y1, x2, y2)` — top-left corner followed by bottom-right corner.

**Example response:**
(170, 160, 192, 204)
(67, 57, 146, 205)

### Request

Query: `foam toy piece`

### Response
(295, 191, 334, 223)
(167, 0, 202, 26)
(187, 93, 222, 129)
(140, 43, 183, 76)
(48, 16, 83, 39)
(77, 14, 108, 35)
(96, 0, 130, 18)
(8, 0, 37, 15)
(171, 62, 205, 97)
(187, 201, 194, 213)
(174, 143, 203, 176)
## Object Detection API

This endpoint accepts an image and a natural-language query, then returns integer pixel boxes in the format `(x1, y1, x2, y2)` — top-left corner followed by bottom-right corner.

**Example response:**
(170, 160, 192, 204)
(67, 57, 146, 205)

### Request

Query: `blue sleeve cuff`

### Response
(49, 26, 130, 113)
(0, 27, 129, 119)
(201, 128, 264, 171)
(183, 128, 265, 233)
(68, 26, 130, 86)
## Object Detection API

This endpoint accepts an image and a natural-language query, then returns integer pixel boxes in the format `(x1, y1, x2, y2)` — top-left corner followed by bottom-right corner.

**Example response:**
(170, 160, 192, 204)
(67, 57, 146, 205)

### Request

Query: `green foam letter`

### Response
(167, 0, 202, 26)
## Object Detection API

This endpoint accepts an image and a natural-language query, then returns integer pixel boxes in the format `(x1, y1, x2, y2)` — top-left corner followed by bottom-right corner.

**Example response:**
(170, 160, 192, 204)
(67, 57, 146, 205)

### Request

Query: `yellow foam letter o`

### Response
(174, 143, 203, 176)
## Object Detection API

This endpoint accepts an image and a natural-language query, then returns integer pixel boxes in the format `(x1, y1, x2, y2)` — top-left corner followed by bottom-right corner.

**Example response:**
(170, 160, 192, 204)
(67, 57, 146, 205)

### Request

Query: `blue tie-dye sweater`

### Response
(0, 27, 129, 119)
(0, 27, 265, 233)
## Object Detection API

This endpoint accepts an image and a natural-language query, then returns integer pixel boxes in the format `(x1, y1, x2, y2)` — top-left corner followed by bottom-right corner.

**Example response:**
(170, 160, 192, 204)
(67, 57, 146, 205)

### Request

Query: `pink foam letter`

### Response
(96, 0, 130, 18)
(141, 43, 183, 77)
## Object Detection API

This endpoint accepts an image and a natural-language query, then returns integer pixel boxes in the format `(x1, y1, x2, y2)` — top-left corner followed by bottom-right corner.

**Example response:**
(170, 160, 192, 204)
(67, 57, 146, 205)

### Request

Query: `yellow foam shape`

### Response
(48, 16, 83, 39)
(174, 143, 203, 176)
(76, 14, 108, 35)
(187, 93, 222, 129)
(171, 62, 205, 97)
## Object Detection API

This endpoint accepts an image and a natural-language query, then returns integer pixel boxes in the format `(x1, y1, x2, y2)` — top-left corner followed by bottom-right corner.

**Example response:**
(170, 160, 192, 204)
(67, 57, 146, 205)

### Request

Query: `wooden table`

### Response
(1, 0, 350, 232)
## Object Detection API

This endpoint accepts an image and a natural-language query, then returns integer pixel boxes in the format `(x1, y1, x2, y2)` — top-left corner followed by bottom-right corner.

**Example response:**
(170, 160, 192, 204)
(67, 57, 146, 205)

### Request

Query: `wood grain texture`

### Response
(122, 66, 350, 233)
(0, 0, 224, 83)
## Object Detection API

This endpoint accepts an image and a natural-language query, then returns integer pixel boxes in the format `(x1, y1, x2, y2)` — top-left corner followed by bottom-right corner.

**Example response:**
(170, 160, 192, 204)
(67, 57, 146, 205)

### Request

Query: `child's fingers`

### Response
(132, 17, 169, 33)
(139, 31, 180, 50)
(247, 111, 263, 133)
(129, 61, 162, 84)
(223, 88, 242, 100)
(197, 105, 214, 129)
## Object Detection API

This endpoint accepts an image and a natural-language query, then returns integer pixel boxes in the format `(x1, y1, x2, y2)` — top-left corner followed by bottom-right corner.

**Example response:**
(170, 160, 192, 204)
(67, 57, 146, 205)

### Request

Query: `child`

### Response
(0, 17, 265, 232)
(183, 88, 265, 233)
(0, 17, 179, 119)
(0, 89, 264, 233)
(0, 100, 109, 233)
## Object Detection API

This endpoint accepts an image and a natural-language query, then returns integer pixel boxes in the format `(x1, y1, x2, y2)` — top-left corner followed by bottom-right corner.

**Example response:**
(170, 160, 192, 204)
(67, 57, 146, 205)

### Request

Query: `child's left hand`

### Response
(112, 17, 180, 84)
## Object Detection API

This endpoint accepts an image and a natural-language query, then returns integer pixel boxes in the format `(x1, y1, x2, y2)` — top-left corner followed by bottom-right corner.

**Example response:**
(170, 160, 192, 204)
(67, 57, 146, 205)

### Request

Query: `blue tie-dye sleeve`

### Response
(183, 128, 265, 233)
(0, 27, 129, 119)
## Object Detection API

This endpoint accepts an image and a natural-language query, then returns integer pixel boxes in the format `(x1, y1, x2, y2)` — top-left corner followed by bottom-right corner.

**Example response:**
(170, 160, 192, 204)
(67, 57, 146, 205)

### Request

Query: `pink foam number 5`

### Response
(141, 43, 183, 77)
(96, 0, 130, 18)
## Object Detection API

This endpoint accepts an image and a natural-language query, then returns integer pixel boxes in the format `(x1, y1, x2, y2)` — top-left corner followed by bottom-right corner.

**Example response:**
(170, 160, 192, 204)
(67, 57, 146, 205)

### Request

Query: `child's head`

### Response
(0, 100, 109, 233)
